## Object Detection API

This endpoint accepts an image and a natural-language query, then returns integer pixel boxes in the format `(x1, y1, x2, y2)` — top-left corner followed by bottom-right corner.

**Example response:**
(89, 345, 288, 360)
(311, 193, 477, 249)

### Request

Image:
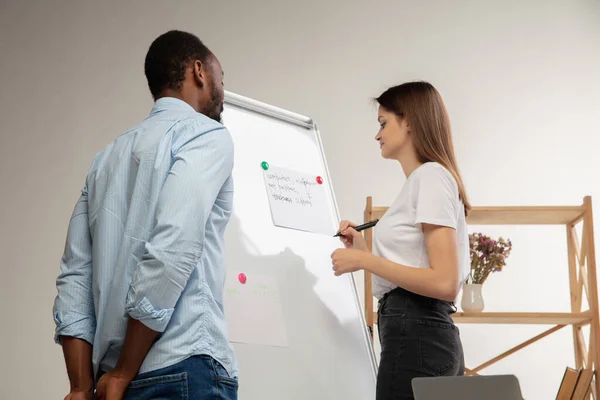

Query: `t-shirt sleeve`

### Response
(413, 165, 459, 229)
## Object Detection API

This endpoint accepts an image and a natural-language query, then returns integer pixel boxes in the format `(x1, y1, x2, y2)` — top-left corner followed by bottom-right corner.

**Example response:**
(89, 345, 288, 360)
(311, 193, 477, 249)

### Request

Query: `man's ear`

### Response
(193, 60, 205, 88)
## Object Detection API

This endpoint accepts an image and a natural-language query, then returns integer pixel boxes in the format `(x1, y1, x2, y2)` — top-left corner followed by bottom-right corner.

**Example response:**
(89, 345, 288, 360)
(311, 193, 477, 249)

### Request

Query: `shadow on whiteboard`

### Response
(223, 214, 372, 399)
(224, 213, 331, 346)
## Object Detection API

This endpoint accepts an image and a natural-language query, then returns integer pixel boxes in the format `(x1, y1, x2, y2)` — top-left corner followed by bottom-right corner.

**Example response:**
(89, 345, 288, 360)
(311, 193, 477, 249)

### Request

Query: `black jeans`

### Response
(376, 287, 465, 400)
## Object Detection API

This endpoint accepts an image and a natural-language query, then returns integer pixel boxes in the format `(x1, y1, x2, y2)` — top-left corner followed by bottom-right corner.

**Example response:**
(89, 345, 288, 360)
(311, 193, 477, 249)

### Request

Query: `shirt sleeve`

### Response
(52, 184, 96, 345)
(125, 120, 234, 333)
(413, 164, 459, 229)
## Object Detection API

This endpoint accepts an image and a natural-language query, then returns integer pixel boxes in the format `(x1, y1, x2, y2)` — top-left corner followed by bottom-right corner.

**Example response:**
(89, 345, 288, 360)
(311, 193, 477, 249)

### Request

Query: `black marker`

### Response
(333, 219, 379, 237)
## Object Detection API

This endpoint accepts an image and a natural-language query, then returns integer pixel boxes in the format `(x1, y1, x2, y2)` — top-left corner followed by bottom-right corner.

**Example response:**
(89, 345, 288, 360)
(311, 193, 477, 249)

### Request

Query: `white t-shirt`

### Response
(371, 162, 470, 300)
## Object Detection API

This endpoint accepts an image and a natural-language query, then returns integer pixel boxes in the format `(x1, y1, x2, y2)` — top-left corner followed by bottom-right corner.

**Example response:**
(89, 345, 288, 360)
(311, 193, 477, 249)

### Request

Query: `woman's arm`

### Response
(362, 223, 461, 302)
(332, 165, 463, 301)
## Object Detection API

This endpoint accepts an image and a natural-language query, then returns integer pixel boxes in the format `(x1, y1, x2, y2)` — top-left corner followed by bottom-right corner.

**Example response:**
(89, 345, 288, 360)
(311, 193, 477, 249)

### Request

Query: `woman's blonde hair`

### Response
(376, 81, 471, 215)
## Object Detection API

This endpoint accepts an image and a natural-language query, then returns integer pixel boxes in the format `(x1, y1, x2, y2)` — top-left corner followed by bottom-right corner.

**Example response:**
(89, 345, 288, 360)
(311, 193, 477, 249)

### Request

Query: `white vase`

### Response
(461, 284, 484, 312)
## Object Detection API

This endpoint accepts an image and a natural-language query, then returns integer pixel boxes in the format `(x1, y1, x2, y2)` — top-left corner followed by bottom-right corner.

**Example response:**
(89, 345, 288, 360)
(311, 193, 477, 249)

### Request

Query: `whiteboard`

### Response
(221, 91, 377, 400)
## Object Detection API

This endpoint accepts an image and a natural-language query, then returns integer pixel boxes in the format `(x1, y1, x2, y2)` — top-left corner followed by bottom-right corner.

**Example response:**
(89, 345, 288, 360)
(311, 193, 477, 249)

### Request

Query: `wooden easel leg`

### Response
(568, 224, 584, 368)
(583, 197, 599, 399)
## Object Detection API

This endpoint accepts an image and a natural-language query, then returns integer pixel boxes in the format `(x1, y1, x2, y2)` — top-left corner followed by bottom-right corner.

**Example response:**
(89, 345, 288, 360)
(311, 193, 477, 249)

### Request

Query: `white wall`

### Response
(1, 1, 599, 399)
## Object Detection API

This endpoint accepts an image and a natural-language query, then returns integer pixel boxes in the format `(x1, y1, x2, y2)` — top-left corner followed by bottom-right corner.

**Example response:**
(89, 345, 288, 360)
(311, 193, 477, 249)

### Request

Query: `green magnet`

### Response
(261, 161, 269, 170)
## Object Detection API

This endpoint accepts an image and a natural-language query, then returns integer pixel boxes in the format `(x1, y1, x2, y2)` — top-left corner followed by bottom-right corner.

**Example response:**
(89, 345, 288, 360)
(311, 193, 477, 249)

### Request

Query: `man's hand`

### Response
(95, 370, 132, 400)
(95, 317, 158, 399)
(64, 390, 93, 400)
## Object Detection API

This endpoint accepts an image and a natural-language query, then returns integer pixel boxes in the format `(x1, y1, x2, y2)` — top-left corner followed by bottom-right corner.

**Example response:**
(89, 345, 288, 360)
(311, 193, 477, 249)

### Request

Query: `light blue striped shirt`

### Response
(52, 97, 238, 380)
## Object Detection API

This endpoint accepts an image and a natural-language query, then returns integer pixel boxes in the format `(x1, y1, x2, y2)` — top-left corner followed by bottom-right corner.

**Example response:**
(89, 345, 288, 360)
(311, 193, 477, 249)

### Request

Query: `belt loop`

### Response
(378, 291, 388, 311)
(380, 287, 396, 310)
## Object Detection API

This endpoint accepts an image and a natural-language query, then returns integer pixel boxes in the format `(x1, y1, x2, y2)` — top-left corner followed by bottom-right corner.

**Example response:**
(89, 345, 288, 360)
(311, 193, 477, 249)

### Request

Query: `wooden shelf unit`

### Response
(363, 196, 599, 399)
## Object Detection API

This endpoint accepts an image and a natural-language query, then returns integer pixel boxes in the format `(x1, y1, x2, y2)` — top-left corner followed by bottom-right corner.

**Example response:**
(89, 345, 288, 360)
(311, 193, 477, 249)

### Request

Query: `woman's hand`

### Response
(331, 248, 371, 276)
(337, 220, 368, 251)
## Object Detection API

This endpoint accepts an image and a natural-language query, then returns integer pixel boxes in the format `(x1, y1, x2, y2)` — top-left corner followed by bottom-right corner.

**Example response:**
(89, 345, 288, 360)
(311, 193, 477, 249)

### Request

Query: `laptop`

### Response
(412, 374, 525, 400)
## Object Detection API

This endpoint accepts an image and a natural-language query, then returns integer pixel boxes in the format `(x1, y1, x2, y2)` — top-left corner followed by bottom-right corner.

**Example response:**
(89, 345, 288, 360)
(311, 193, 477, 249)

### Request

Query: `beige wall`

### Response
(1, 1, 599, 399)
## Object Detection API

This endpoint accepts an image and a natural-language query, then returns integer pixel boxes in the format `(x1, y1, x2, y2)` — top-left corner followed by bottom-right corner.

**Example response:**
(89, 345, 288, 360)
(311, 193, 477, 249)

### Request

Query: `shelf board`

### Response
(466, 206, 585, 225)
(451, 311, 592, 325)
(371, 311, 592, 325)
(372, 205, 585, 225)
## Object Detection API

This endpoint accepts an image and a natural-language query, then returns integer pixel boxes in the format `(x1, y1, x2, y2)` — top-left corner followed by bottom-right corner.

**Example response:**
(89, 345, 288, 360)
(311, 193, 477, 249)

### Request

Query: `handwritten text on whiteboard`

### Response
(262, 165, 333, 235)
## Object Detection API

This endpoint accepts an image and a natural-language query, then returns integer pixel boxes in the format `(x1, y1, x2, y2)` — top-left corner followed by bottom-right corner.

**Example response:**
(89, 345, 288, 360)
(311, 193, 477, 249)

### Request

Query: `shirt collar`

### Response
(150, 97, 196, 115)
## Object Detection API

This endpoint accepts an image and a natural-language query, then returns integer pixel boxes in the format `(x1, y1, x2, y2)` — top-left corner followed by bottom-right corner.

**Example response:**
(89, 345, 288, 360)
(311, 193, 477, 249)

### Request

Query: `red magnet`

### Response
(238, 273, 247, 284)
(316, 176, 323, 184)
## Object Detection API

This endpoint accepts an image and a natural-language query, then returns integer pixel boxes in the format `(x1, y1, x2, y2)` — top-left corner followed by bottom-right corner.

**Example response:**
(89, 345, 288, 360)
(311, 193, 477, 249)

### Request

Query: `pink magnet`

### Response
(316, 176, 323, 184)
(238, 273, 247, 284)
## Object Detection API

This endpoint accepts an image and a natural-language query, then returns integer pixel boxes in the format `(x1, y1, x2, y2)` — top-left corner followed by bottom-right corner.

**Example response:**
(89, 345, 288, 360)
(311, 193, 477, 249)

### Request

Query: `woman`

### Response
(331, 81, 471, 400)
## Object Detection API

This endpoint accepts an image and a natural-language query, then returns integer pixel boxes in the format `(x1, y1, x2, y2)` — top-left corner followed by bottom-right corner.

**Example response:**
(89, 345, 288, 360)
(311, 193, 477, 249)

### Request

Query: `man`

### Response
(53, 30, 238, 400)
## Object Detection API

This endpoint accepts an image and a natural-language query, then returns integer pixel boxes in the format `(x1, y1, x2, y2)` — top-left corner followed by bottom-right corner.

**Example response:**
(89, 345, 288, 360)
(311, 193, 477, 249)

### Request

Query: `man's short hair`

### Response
(144, 30, 214, 99)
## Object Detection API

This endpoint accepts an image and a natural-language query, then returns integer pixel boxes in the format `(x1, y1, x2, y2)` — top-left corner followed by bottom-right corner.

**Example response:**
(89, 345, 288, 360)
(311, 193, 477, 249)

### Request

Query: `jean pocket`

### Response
(127, 371, 188, 399)
(378, 306, 407, 318)
(417, 320, 458, 375)
(211, 358, 239, 387)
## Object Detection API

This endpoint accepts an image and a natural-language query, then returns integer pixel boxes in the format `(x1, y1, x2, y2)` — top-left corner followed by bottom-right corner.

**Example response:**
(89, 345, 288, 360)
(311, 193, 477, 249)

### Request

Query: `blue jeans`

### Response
(118, 355, 238, 400)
